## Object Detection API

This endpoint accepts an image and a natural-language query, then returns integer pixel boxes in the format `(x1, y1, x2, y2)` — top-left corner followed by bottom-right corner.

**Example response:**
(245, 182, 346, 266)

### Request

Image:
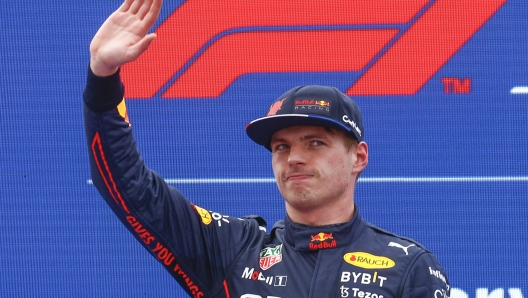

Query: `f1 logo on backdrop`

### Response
(122, 0, 506, 99)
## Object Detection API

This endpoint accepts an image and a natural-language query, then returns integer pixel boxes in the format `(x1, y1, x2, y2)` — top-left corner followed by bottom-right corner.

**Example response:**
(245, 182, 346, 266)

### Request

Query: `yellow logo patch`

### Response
(194, 205, 212, 225)
(117, 99, 130, 124)
(343, 252, 395, 269)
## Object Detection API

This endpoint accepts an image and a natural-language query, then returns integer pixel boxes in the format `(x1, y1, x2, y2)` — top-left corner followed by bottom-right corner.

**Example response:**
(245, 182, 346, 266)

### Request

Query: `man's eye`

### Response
(272, 144, 290, 152)
(276, 144, 288, 150)
(311, 140, 324, 146)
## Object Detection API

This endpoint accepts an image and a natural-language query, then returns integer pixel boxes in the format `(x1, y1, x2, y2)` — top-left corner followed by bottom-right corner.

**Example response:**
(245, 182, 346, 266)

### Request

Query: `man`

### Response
(84, 0, 450, 297)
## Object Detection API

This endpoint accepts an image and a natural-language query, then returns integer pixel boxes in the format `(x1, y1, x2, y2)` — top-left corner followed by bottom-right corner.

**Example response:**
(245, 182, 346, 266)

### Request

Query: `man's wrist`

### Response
(89, 58, 119, 77)
(83, 64, 125, 112)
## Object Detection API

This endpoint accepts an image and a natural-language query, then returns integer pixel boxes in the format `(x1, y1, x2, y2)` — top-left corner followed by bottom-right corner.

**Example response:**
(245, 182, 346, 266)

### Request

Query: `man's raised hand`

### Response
(89, 0, 163, 77)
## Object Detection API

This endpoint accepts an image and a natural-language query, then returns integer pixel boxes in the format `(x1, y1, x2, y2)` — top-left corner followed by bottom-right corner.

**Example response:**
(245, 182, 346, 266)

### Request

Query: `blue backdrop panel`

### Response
(1, 0, 526, 297)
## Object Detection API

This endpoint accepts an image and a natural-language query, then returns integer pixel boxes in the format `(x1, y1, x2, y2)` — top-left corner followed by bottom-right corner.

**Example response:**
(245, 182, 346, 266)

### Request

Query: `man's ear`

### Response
(353, 142, 368, 173)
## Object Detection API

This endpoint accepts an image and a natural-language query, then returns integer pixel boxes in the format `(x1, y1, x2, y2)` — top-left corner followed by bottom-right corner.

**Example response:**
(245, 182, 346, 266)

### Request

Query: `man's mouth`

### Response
(286, 173, 313, 181)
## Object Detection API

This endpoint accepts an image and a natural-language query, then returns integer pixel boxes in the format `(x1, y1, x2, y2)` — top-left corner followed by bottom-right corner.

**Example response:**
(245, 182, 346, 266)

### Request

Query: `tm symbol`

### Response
(441, 77, 471, 94)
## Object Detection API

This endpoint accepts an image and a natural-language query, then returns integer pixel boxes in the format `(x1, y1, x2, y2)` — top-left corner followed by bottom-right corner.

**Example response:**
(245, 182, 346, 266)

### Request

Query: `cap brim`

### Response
(246, 114, 352, 150)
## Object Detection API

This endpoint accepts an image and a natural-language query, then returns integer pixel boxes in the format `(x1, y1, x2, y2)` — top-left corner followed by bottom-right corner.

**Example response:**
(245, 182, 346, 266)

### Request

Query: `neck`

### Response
(286, 200, 355, 226)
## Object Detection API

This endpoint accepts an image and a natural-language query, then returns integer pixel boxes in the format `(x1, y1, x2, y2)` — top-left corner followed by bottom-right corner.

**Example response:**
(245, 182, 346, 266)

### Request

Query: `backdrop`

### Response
(1, 0, 527, 297)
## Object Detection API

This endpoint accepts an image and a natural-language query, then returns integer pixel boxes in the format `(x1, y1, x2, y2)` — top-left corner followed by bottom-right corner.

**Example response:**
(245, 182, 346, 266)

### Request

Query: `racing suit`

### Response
(83, 67, 450, 298)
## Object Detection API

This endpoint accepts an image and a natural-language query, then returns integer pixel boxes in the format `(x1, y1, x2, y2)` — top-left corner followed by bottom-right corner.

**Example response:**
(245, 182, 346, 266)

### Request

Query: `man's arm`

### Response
(83, 1, 264, 296)
(84, 8, 215, 289)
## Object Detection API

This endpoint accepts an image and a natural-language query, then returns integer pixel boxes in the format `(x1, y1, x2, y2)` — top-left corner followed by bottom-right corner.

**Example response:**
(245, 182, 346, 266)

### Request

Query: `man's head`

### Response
(246, 86, 368, 224)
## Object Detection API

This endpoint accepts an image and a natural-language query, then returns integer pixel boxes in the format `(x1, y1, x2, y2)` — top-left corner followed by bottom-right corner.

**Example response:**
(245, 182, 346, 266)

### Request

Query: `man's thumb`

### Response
(127, 33, 157, 62)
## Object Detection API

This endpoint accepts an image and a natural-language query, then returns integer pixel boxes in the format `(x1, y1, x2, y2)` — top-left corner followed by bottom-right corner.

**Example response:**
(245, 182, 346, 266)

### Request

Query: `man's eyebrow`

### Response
(271, 132, 330, 144)
(300, 133, 330, 141)
(270, 136, 287, 144)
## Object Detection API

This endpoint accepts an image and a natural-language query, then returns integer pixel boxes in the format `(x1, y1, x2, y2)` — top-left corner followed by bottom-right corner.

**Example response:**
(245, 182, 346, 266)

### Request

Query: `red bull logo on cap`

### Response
(315, 100, 330, 107)
(294, 98, 331, 115)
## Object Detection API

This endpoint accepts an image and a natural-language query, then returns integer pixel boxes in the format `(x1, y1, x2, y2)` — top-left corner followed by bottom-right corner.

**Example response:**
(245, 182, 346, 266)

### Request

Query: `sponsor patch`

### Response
(193, 205, 212, 225)
(387, 242, 415, 255)
(116, 99, 130, 124)
(294, 98, 331, 116)
(241, 267, 288, 286)
(309, 232, 337, 250)
(343, 252, 395, 269)
(267, 98, 286, 116)
(259, 244, 283, 270)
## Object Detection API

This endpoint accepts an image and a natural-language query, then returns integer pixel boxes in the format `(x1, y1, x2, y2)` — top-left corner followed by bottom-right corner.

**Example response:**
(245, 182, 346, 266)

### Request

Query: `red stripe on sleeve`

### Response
(223, 280, 230, 298)
(91, 132, 131, 214)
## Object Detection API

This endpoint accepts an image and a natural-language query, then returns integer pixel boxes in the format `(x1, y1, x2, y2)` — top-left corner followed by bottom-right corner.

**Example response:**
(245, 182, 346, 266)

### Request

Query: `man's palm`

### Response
(90, 0, 163, 76)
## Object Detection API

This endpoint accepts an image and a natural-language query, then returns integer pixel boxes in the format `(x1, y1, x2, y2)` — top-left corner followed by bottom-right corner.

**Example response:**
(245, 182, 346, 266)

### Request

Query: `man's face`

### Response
(270, 126, 363, 213)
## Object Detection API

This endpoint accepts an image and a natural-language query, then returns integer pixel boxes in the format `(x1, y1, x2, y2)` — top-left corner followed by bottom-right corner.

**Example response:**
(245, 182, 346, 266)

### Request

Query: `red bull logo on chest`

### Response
(309, 232, 337, 250)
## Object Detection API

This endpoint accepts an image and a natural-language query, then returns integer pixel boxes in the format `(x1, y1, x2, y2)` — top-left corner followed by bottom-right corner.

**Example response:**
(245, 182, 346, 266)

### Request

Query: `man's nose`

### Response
(287, 144, 307, 166)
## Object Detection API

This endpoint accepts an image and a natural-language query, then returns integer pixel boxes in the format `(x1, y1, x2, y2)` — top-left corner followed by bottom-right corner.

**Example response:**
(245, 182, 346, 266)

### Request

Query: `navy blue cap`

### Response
(246, 85, 364, 150)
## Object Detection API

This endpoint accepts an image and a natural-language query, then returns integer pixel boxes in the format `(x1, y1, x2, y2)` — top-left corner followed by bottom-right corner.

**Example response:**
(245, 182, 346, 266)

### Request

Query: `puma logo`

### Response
(388, 242, 415, 255)
(267, 98, 287, 116)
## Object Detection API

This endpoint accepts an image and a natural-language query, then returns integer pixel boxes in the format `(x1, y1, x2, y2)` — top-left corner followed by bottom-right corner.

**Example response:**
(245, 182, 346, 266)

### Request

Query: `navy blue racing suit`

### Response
(83, 67, 450, 298)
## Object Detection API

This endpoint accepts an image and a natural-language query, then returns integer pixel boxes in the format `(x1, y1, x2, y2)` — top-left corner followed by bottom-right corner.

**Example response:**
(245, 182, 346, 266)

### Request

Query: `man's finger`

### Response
(118, 0, 135, 12)
(127, 33, 157, 62)
(129, 0, 145, 15)
(136, 0, 154, 20)
(142, 0, 163, 25)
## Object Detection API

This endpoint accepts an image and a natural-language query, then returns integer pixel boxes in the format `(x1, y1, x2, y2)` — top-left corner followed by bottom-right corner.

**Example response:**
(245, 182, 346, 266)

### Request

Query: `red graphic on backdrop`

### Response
(121, 0, 506, 99)
(441, 78, 471, 94)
